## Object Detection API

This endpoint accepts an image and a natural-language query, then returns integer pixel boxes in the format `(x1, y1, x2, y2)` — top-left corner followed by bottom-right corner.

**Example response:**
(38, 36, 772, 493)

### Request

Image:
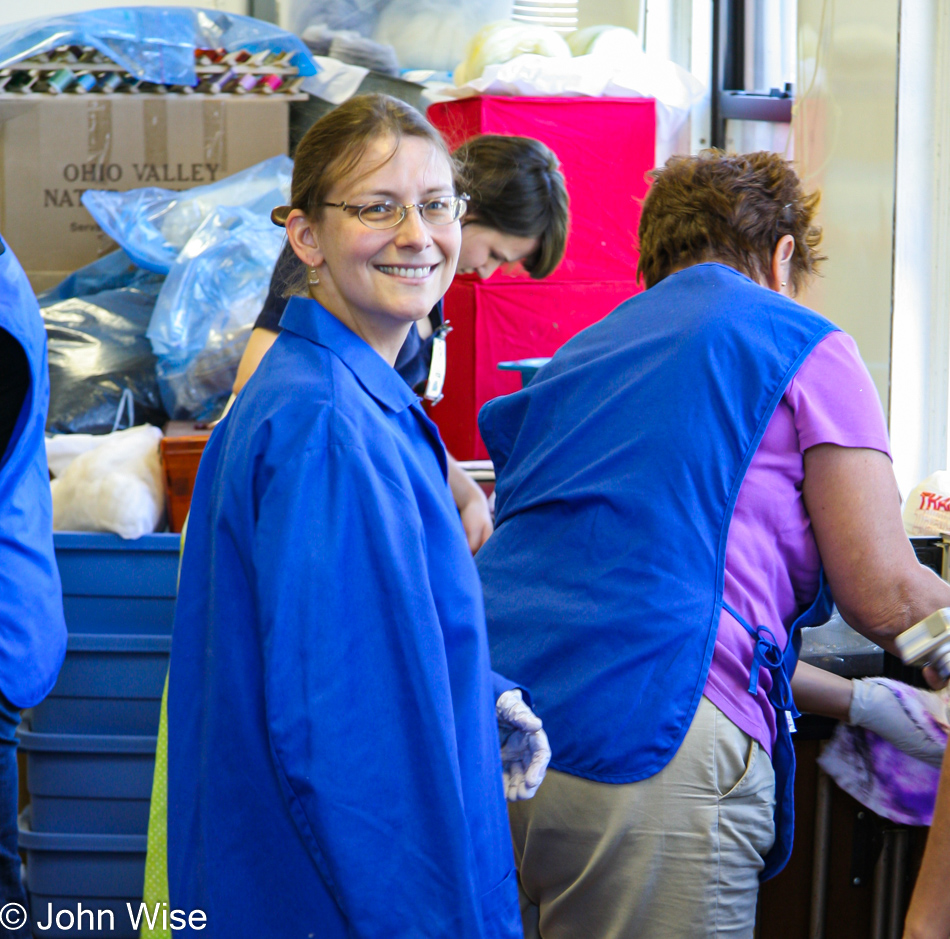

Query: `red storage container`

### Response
(159, 422, 212, 533)
(428, 277, 640, 459)
(424, 97, 655, 458)
(427, 96, 656, 283)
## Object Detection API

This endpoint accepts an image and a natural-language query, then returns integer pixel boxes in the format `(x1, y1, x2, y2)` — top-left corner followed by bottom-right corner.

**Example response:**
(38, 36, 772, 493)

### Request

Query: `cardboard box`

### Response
(0, 95, 290, 291)
(428, 276, 642, 460)
(427, 96, 656, 283)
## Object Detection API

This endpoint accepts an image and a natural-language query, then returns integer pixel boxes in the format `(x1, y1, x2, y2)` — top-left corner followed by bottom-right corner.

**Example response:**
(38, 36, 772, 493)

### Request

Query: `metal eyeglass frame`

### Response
(320, 194, 470, 229)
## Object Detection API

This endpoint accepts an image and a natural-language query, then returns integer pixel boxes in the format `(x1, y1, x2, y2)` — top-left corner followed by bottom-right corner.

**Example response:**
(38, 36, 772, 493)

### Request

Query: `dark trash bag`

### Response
(40, 251, 168, 434)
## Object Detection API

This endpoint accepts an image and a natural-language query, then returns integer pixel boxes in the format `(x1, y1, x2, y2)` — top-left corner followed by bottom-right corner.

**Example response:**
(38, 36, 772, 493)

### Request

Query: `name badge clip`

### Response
(423, 322, 452, 404)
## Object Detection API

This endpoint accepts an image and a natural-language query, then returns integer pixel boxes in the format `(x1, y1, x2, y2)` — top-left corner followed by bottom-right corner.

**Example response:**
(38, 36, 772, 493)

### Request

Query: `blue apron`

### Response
(0, 235, 66, 708)
(477, 263, 837, 879)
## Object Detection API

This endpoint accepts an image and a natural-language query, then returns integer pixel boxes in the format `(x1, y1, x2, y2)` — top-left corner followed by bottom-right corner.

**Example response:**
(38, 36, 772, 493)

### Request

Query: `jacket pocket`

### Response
(480, 868, 522, 939)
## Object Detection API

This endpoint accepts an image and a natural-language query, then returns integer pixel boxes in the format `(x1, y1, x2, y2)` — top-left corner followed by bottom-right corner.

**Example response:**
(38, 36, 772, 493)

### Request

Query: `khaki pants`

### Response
(509, 696, 776, 939)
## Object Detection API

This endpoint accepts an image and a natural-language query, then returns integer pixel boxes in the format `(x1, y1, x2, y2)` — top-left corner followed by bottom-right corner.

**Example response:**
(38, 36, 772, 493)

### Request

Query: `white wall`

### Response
(576, 0, 642, 32)
(794, 0, 899, 429)
(890, 1, 950, 496)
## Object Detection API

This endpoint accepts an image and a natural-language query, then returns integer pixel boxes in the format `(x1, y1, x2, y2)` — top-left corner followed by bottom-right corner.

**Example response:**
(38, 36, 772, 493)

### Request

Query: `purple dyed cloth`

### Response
(703, 331, 892, 755)
(818, 681, 948, 826)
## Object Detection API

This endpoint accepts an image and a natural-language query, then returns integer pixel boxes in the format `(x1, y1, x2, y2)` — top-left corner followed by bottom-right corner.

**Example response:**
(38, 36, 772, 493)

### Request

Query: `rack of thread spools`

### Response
(0, 45, 306, 97)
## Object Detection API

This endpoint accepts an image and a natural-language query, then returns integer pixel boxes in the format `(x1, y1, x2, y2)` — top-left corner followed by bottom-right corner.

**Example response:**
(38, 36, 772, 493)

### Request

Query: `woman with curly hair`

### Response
(474, 150, 950, 938)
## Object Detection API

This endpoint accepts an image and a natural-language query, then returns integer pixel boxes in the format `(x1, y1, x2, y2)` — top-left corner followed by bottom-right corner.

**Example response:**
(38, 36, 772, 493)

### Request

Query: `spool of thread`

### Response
(258, 73, 283, 94)
(280, 76, 304, 95)
(235, 73, 259, 94)
(46, 69, 76, 94)
(98, 72, 123, 93)
(120, 76, 141, 94)
(225, 49, 251, 65)
(207, 68, 236, 94)
(73, 73, 97, 94)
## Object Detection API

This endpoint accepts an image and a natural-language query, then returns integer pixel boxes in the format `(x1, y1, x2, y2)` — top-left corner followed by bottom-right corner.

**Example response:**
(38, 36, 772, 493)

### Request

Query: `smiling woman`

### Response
(164, 95, 531, 939)
(231, 130, 568, 554)
(283, 132, 462, 363)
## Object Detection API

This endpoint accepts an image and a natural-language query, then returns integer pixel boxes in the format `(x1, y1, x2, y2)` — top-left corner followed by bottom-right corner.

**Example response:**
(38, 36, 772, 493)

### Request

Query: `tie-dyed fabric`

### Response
(818, 681, 949, 825)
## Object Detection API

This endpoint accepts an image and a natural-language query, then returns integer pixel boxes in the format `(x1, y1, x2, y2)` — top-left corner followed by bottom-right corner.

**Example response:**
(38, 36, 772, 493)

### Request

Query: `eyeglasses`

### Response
(321, 195, 469, 230)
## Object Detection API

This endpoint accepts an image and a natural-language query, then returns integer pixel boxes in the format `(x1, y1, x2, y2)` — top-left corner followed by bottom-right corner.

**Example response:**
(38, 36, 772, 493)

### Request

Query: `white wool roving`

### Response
(374, 0, 513, 73)
(453, 19, 571, 85)
(50, 424, 165, 540)
(566, 25, 642, 59)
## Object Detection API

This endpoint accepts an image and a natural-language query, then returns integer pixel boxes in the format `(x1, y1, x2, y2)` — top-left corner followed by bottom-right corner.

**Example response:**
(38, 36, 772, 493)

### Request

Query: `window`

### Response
(512, 0, 580, 33)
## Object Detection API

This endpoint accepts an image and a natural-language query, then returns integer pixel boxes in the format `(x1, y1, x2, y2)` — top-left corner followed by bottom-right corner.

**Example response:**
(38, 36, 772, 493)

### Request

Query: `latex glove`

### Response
(496, 689, 551, 801)
(848, 677, 949, 768)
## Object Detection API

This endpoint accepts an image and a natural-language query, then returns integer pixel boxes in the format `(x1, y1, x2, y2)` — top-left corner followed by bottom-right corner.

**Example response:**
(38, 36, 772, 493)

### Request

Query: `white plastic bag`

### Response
(48, 425, 165, 540)
(448, 49, 705, 144)
(453, 20, 571, 85)
(903, 471, 950, 536)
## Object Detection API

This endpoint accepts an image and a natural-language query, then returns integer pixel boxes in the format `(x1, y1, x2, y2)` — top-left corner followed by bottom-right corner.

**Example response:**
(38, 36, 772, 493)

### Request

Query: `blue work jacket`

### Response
(168, 297, 521, 938)
(477, 263, 837, 879)
(0, 235, 66, 708)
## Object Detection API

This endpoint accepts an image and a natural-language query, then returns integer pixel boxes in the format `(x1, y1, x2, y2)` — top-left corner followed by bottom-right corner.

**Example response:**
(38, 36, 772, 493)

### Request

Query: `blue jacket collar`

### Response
(280, 296, 418, 414)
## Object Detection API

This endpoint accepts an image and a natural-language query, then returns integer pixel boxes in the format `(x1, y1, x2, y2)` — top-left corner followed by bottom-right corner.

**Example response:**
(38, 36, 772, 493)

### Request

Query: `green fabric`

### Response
(141, 518, 183, 939)
(142, 673, 170, 939)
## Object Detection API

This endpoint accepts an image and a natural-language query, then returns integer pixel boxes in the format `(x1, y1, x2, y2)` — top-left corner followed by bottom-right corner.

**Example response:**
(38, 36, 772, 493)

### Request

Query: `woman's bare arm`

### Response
(233, 327, 279, 394)
(802, 445, 950, 650)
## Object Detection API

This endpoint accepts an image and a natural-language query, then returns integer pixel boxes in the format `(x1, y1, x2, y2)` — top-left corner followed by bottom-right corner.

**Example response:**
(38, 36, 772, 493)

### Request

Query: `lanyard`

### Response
(423, 322, 452, 404)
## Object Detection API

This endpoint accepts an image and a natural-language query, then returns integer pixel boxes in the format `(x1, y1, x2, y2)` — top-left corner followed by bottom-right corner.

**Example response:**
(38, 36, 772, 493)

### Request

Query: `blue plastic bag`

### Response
(0, 7, 316, 85)
(81, 155, 292, 274)
(148, 204, 285, 418)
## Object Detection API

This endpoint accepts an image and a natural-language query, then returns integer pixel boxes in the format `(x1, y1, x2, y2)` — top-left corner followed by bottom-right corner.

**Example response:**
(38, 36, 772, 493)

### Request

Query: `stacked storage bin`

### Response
(18, 532, 180, 938)
(427, 96, 656, 460)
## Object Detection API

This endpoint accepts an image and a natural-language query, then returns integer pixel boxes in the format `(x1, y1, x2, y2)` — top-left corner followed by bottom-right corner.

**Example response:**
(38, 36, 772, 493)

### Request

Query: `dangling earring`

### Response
(308, 267, 320, 286)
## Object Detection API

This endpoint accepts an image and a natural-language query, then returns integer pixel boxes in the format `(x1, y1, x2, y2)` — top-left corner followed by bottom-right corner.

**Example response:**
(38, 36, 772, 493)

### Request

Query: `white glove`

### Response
(848, 677, 949, 768)
(496, 689, 551, 801)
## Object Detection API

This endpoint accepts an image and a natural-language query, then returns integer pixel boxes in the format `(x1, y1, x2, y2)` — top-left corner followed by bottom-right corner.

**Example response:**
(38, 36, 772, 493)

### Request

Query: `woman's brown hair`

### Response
(453, 135, 569, 279)
(280, 93, 460, 295)
(636, 150, 824, 295)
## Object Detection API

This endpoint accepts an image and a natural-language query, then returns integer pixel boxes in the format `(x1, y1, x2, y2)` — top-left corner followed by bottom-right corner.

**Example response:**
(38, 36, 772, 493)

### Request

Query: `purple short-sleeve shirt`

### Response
(702, 330, 892, 755)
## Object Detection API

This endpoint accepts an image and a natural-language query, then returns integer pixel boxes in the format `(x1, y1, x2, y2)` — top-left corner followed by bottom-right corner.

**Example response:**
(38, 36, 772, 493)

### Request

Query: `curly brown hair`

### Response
(636, 150, 825, 295)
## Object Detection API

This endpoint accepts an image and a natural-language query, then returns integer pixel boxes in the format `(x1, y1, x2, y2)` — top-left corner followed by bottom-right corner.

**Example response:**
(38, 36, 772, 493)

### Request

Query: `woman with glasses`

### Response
(232, 133, 569, 554)
(164, 95, 531, 939)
